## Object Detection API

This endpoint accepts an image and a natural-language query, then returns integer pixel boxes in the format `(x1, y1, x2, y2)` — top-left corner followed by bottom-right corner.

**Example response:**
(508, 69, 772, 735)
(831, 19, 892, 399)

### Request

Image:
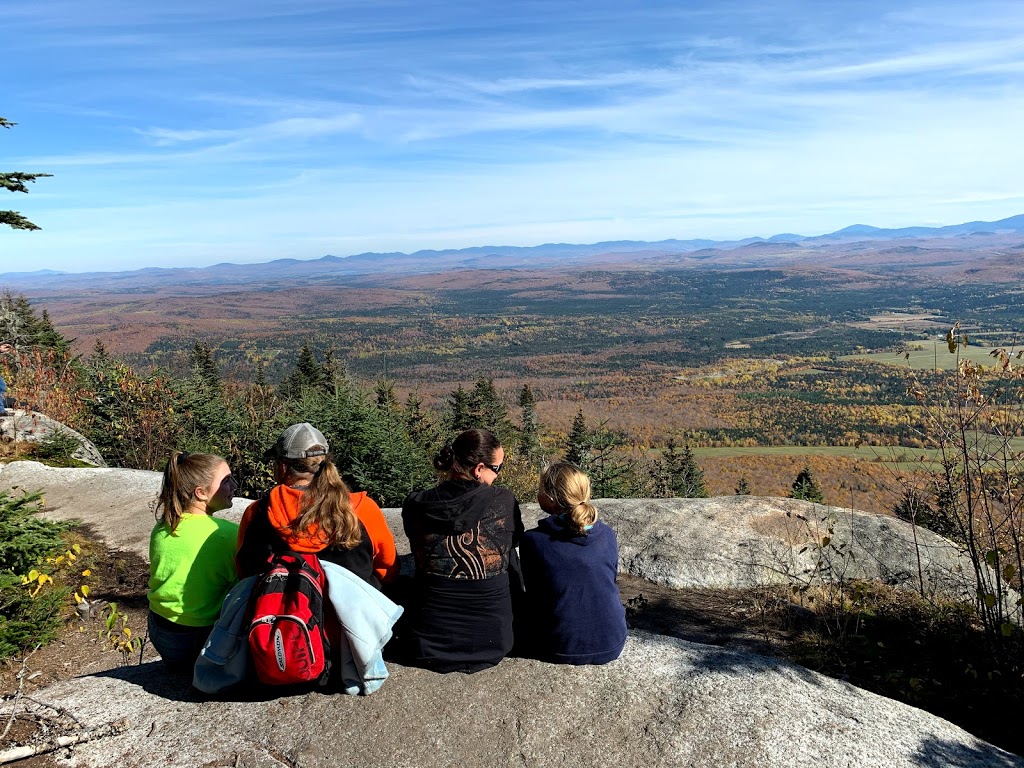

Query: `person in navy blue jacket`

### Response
(518, 462, 627, 665)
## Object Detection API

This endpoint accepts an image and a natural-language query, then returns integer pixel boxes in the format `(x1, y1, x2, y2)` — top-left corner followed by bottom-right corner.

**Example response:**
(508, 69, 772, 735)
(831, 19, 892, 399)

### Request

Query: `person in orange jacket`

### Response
(236, 422, 398, 588)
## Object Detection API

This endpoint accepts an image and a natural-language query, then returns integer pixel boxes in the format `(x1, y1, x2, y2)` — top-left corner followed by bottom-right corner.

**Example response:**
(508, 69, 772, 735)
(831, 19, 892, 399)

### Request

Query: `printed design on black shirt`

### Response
(420, 500, 513, 580)
(446, 523, 486, 579)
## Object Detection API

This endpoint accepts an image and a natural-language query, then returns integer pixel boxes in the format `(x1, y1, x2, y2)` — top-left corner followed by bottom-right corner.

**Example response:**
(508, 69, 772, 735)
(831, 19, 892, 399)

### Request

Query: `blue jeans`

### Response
(0, 373, 7, 414)
(148, 610, 212, 672)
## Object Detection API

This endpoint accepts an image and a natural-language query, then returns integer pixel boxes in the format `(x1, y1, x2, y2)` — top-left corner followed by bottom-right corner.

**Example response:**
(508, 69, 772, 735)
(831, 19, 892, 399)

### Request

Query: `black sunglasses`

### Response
(485, 463, 503, 474)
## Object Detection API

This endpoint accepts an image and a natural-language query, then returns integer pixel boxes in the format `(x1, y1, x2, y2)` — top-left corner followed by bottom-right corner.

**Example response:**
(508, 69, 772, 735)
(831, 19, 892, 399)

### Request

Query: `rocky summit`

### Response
(1, 461, 1021, 768)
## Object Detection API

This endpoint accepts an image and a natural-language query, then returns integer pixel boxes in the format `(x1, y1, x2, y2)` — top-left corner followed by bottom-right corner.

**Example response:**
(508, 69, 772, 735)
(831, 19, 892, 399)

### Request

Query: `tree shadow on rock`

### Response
(620, 574, 813, 657)
(674, 636, 829, 690)
(912, 734, 1023, 767)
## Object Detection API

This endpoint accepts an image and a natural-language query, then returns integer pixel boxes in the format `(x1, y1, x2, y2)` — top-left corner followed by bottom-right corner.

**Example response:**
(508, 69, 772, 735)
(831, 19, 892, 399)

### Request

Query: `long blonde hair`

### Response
(540, 461, 598, 536)
(156, 451, 225, 534)
(283, 455, 362, 549)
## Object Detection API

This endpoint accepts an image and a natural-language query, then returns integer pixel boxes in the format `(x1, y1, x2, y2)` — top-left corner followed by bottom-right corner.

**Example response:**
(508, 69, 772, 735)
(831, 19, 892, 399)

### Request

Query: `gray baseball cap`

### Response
(266, 422, 329, 460)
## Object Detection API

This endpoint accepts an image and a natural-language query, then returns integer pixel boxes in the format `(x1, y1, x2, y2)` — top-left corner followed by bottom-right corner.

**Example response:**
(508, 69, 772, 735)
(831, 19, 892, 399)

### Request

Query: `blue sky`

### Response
(3, 0, 1024, 272)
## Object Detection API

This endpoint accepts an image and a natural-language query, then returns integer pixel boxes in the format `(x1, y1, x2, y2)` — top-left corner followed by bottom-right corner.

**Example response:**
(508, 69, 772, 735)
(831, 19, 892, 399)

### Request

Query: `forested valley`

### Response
(3, 264, 1022, 515)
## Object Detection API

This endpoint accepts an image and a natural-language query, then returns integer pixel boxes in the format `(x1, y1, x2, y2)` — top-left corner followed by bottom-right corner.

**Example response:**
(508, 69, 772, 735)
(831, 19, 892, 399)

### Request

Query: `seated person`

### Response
(401, 428, 523, 673)
(148, 451, 239, 671)
(518, 462, 627, 665)
(236, 422, 398, 589)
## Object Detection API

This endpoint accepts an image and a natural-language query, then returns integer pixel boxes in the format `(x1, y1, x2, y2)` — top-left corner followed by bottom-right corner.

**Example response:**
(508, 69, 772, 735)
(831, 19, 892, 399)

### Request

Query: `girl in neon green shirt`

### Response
(148, 451, 239, 671)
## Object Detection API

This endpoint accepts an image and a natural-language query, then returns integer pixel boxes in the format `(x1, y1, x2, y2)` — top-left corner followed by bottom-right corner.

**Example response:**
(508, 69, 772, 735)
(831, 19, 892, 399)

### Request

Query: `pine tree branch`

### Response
(0, 211, 42, 231)
(1, 173, 53, 194)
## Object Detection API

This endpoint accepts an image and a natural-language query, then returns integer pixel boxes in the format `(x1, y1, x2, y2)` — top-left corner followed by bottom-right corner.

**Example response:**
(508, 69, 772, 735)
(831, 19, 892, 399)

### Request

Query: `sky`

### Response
(3, 0, 1024, 273)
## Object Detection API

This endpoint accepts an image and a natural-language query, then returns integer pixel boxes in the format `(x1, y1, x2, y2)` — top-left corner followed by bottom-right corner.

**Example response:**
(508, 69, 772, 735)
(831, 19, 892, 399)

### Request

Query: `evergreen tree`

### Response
(404, 390, 439, 452)
(180, 341, 235, 456)
(588, 423, 631, 498)
(468, 377, 514, 443)
(1, 118, 52, 231)
(321, 347, 348, 390)
(893, 485, 961, 542)
(0, 294, 75, 353)
(735, 476, 752, 495)
(295, 343, 325, 388)
(190, 342, 223, 395)
(564, 408, 591, 470)
(790, 467, 824, 503)
(0, 292, 35, 347)
(517, 383, 543, 465)
(279, 342, 326, 400)
(663, 441, 708, 498)
(36, 310, 71, 353)
(445, 384, 472, 436)
(252, 357, 268, 388)
(375, 379, 399, 413)
(893, 488, 931, 525)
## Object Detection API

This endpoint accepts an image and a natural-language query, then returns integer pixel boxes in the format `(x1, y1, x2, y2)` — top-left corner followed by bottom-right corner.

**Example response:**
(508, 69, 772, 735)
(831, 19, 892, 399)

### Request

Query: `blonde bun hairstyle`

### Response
(539, 461, 597, 535)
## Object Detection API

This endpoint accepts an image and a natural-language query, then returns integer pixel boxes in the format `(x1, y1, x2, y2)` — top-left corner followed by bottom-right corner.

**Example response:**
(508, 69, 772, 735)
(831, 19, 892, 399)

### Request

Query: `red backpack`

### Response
(246, 550, 332, 687)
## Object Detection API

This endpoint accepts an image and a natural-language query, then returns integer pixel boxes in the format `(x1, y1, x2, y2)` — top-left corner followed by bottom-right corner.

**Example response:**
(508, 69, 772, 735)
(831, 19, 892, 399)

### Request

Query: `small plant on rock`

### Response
(98, 602, 144, 666)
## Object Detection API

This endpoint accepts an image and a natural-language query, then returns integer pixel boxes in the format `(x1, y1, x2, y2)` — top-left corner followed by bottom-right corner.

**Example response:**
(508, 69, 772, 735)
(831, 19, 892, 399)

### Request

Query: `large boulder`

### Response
(25, 632, 1021, 768)
(1, 461, 1021, 767)
(0, 462, 982, 604)
(0, 410, 107, 467)
(582, 495, 983, 604)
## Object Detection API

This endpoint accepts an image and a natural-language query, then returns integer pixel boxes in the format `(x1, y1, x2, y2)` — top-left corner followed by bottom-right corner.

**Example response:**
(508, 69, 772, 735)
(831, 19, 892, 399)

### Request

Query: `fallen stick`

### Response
(0, 717, 129, 765)
(0, 646, 39, 741)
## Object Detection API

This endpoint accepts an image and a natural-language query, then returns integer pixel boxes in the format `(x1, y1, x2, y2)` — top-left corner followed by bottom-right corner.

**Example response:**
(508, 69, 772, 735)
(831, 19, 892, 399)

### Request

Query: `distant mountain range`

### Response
(3, 213, 1023, 289)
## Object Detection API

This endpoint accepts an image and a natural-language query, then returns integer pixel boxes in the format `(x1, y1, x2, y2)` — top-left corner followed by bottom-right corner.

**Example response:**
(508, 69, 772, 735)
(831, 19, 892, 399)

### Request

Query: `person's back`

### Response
(520, 515, 626, 664)
(235, 423, 398, 589)
(518, 462, 627, 665)
(147, 451, 239, 672)
(401, 429, 523, 673)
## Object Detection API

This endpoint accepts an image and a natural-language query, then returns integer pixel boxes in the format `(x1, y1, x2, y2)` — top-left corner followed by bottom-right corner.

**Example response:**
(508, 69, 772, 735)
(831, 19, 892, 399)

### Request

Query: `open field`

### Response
(842, 342, 1015, 370)
(847, 312, 949, 332)
(694, 444, 936, 462)
(695, 437, 1024, 462)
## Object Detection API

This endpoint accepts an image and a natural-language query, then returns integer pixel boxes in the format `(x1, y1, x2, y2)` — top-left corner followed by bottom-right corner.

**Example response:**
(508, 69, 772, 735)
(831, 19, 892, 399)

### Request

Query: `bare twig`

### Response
(20, 697, 83, 727)
(0, 718, 129, 765)
(0, 646, 39, 740)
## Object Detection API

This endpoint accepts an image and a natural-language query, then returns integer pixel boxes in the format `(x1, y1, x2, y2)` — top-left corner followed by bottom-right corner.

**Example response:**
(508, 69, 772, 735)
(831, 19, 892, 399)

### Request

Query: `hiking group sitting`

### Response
(146, 423, 628, 693)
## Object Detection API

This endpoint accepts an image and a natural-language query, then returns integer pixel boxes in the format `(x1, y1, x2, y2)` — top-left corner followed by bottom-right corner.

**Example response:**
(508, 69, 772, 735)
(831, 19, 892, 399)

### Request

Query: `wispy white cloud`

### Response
(796, 37, 1024, 81)
(4, 0, 1024, 271)
(137, 114, 364, 146)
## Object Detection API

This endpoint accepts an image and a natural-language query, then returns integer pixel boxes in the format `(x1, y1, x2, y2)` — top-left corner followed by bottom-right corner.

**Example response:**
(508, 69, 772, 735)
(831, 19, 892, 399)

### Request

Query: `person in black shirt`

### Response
(401, 428, 523, 673)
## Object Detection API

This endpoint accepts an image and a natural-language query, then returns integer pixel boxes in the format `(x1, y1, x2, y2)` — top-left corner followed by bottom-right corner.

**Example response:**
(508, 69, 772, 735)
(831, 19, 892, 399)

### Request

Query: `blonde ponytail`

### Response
(539, 461, 598, 536)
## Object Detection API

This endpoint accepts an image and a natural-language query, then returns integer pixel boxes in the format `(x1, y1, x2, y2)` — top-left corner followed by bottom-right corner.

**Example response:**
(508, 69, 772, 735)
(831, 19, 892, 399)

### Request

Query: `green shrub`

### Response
(0, 490, 73, 659)
(33, 429, 82, 463)
(0, 490, 69, 574)
(0, 571, 70, 658)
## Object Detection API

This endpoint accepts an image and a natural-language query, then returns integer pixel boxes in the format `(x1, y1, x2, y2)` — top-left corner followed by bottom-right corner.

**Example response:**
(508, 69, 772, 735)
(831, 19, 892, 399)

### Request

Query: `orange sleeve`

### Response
(351, 493, 399, 584)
